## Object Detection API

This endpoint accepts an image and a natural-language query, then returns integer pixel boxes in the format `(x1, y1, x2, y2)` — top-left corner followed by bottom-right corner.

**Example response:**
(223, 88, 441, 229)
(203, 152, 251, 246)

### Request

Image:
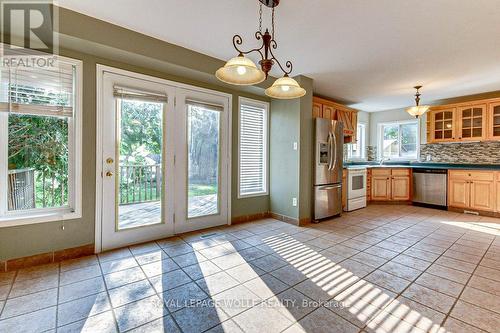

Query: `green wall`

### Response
(0, 8, 271, 260)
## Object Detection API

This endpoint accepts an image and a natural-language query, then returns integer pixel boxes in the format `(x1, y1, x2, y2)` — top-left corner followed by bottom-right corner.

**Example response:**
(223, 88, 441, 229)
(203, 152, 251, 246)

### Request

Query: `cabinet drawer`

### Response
(449, 170, 470, 180)
(470, 171, 494, 181)
(391, 168, 410, 176)
(372, 168, 391, 176)
(496, 172, 500, 182)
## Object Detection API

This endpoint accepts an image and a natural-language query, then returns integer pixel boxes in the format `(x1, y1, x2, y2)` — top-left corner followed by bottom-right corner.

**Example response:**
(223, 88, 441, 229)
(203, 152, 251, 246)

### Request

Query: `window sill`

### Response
(238, 192, 269, 199)
(0, 209, 81, 228)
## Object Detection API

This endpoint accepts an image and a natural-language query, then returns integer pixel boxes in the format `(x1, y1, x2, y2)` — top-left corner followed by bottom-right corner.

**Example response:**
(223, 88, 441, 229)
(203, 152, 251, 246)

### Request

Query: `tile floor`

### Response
(1, 205, 500, 333)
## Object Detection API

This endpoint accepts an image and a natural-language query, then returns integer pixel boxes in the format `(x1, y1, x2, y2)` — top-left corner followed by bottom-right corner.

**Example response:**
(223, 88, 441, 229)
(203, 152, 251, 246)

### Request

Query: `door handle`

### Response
(331, 131, 337, 170)
(105, 171, 114, 177)
(319, 184, 341, 191)
(327, 132, 333, 170)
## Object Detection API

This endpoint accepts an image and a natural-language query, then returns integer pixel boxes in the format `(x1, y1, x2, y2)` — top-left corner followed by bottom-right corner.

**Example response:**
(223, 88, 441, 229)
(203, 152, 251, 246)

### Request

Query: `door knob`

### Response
(106, 158, 114, 164)
(105, 171, 113, 177)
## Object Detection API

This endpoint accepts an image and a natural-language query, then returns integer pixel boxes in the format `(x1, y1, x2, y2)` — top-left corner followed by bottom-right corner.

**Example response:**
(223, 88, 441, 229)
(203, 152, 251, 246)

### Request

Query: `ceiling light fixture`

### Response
(215, 0, 306, 99)
(406, 85, 430, 118)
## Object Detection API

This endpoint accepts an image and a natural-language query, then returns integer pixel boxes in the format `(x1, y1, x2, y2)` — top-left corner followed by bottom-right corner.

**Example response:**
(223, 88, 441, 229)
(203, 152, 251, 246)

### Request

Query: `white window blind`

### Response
(0, 60, 75, 117)
(239, 100, 268, 197)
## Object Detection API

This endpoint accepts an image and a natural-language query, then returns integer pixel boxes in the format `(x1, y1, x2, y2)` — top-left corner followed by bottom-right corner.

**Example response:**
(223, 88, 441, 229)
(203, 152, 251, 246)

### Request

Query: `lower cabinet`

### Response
(448, 170, 496, 212)
(497, 173, 500, 213)
(371, 168, 411, 201)
(342, 169, 347, 211)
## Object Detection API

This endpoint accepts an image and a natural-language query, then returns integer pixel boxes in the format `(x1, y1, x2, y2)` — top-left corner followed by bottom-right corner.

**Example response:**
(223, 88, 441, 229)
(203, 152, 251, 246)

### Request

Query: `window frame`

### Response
(347, 122, 366, 161)
(237, 97, 269, 199)
(377, 120, 420, 161)
(0, 55, 83, 227)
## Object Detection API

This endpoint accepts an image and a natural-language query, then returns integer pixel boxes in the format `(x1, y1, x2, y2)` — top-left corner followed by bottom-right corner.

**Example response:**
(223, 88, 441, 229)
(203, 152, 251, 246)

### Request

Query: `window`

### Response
(0, 56, 82, 226)
(238, 98, 269, 198)
(347, 123, 366, 160)
(379, 121, 419, 159)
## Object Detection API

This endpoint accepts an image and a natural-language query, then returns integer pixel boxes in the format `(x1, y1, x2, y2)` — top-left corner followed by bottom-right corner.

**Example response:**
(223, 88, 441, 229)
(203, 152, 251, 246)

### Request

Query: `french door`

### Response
(98, 68, 229, 251)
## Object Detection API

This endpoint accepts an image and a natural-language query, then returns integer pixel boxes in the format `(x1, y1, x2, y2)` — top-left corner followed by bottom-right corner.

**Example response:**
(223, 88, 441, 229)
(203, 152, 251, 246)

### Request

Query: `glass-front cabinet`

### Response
(430, 108, 456, 142)
(489, 102, 500, 139)
(457, 104, 486, 141)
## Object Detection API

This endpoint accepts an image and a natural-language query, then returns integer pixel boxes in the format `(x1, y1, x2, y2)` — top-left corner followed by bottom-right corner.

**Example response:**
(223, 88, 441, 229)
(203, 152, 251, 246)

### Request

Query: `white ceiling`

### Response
(57, 0, 500, 112)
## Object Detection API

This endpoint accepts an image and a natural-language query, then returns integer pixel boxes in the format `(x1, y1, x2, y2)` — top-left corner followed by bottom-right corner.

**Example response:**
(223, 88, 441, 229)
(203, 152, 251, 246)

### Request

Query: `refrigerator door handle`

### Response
(327, 132, 333, 170)
(318, 184, 342, 191)
(331, 131, 337, 171)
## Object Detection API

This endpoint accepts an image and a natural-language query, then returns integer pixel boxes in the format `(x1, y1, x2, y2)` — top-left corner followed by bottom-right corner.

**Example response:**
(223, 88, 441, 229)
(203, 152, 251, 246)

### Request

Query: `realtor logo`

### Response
(1, 1, 57, 56)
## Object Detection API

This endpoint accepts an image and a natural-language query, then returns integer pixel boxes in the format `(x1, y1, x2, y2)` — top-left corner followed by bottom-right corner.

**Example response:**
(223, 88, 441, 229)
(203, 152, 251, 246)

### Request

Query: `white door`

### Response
(98, 68, 230, 251)
(173, 89, 230, 234)
(100, 72, 176, 251)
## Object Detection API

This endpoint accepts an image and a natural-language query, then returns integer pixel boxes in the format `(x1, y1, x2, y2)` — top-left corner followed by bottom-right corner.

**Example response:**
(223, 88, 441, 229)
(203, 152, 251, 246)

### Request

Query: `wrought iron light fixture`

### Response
(406, 85, 430, 118)
(216, 0, 306, 99)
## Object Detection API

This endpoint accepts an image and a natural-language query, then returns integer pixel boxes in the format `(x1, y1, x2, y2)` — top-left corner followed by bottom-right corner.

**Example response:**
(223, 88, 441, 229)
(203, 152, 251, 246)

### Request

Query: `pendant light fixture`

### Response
(406, 85, 430, 118)
(216, 0, 306, 99)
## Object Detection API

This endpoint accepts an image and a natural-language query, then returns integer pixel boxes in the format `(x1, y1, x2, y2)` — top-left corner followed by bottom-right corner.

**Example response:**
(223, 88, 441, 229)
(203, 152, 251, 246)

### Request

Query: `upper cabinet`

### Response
(312, 96, 358, 143)
(427, 98, 500, 143)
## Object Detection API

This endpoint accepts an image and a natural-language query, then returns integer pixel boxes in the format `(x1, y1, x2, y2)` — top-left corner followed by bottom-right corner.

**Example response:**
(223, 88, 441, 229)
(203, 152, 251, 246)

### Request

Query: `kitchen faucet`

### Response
(379, 157, 390, 165)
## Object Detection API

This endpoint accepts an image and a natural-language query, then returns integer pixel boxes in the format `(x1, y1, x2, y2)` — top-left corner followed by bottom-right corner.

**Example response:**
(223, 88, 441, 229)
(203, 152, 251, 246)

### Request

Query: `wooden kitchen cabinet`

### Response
(371, 168, 410, 201)
(496, 172, 500, 213)
(448, 170, 496, 212)
(312, 96, 358, 141)
(488, 102, 500, 140)
(457, 104, 487, 141)
(427, 97, 500, 143)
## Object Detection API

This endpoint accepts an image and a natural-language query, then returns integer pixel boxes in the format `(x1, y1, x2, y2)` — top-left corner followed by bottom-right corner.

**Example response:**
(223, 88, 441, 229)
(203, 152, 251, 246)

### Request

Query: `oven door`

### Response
(348, 171, 366, 199)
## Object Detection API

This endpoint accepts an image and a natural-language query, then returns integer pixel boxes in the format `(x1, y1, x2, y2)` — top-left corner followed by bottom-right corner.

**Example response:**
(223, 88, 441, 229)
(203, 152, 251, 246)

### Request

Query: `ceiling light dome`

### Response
(265, 75, 306, 99)
(215, 55, 266, 85)
(406, 85, 430, 118)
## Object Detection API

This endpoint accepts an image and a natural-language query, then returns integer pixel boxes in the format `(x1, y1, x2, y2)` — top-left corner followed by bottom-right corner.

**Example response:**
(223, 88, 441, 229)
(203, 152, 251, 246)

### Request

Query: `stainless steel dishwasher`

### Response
(412, 168, 448, 209)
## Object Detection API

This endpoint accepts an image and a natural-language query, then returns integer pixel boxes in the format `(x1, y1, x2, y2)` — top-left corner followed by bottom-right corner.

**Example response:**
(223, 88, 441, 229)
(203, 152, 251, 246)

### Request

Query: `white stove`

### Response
(347, 168, 367, 211)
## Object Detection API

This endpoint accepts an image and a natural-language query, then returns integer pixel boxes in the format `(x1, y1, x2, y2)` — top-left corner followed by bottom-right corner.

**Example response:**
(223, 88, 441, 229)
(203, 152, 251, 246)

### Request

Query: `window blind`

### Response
(239, 102, 267, 196)
(0, 60, 75, 117)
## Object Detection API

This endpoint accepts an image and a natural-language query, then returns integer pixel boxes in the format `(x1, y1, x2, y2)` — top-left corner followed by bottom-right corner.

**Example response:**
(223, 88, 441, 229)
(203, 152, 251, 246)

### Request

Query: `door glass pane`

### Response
(462, 109, 471, 118)
(187, 104, 220, 218)
(400, 123, 417, 157)
(117, 99, 163, 230)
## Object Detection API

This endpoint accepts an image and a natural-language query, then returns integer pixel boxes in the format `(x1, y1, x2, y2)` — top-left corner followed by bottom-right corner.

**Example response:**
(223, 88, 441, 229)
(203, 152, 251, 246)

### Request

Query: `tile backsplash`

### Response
(420, 141, 500, 164)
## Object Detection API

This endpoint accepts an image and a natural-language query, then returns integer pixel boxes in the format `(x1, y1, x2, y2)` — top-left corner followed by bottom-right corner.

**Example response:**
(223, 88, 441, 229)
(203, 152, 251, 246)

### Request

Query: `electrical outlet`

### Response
(293, 142, 298, 150)
(426, 154, 432, 162)
(292, 197, 297, 206)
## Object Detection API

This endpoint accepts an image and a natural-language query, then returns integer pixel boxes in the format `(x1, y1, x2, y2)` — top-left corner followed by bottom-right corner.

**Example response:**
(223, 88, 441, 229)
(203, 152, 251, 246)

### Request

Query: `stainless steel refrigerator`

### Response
(313, 118, 344, 220)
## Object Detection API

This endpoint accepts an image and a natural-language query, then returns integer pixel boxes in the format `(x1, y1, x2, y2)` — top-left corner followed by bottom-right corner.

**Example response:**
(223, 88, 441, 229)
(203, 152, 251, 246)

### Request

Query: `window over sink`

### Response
(378, 120, 419, 160)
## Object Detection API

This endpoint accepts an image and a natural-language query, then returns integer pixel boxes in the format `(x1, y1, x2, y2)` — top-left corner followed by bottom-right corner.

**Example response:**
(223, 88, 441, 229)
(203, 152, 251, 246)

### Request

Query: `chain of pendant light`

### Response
(258, 3, 275, 39)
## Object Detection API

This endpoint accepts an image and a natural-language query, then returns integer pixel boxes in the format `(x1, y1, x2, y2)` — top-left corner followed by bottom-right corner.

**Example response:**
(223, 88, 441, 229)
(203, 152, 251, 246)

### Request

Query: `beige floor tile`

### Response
(104, 266, 146, 289)
(233, 302, 293, 333)
(182, 260, 222, 280)
(379, 261, 422, 281)
(126, 315, 180, 333)
(0, 306, 56, 333)
(0, 272, 15, 286)
(60, 255, 99, 272)
(384, 296, 445, 332)
(479, 257, 500, 270)
(133, 249, 170, 265)
(298, 306, 359, 333)
(250, 254, 288, 272)
(468, 275, 500, 296)
(243, 274, 288, 300)
(351, 252, 388, 268)
(442, 317, 488, 333)
(364, 246, 399, 260)
(365, 270, 411, 293)
(172, 301, 229, 332)
(100, 257, 138, 274)
(402, 283, 455, 314)
(161, 282, 208, 313)
(170, 251, 207, 268)
(391, 254, 431, 271)
(1, 287, 57, 319)
(474, 265, 500, 282)
(57, 292, 111, 326)
(16, 263, 59, 282)
(129, 241, 161, 255)
(426, 264, 471, 284)
(211, 252, 247, 270)
(443, 249, 482, 264)
(60, 264, 102, 286)
(9, 273, 58, 298)
(270, 264, 308, 286)
(205, 319, 243, 333)
(148, 269, 191, 293)
(460, 286, 500, 314)
(212, 285, 260, 317)
(0, 285, 10, 301)
(434, 256, 477, 274)
(114, 295, 167, 332)
(195, 271, 239, 296)
(108, 279, 155, 307)
(403, 248, 440, 262)
(98, 248, 133, 263)
(58, 276, 106, 303)
(140, 258, 179, 278)
(415, 272, 464, 297)
(450, 300, 500, 333)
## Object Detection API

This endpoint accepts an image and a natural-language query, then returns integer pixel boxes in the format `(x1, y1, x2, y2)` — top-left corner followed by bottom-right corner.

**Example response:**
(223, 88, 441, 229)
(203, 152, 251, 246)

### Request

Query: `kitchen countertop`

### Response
(344, 161, 500, 170)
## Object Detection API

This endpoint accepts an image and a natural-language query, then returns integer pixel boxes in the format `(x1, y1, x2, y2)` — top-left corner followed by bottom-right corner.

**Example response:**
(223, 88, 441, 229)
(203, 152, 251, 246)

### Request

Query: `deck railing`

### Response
(119, 164, 162, 205)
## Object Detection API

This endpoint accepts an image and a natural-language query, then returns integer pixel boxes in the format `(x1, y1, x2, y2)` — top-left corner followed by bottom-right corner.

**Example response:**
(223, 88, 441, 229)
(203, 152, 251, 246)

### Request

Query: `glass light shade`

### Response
(406, 105, 430, 118)
(215, 56, 265, 85)
(265, 76, 306, 99)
